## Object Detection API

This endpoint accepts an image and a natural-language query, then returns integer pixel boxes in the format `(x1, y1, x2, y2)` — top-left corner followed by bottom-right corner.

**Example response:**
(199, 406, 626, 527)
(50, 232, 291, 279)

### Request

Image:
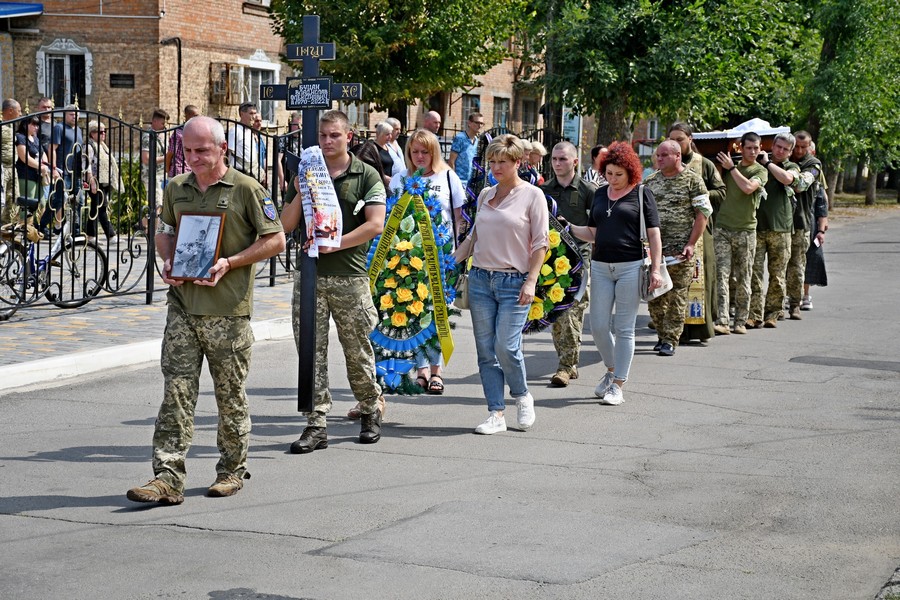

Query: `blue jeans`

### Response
(589, 259, 643, 383)
(468, 267, 530, 412)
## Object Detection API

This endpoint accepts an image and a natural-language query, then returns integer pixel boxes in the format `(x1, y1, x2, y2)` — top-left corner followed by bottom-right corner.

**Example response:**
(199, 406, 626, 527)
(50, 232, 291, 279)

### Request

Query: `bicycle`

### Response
(0, 184, 109, 321)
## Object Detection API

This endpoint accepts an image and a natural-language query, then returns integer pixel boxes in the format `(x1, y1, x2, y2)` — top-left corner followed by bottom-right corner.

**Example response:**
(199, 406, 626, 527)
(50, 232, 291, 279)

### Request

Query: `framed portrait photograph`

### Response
(170, 212, 226, 281)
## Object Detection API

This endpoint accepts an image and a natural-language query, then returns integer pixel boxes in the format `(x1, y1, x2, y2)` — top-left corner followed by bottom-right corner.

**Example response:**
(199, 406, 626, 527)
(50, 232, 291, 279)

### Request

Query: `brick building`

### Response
(0, 1, 544, 137)
(1, 0, 290, 125)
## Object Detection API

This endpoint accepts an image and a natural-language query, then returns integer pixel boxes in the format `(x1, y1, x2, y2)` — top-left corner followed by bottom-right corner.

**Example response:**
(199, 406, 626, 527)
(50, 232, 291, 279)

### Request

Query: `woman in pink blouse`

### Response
(454, 135, 549, 435)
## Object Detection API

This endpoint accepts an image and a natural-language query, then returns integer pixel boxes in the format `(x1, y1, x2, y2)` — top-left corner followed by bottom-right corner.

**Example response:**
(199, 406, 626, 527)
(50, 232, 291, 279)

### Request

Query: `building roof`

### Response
(0, 2, 43, 18)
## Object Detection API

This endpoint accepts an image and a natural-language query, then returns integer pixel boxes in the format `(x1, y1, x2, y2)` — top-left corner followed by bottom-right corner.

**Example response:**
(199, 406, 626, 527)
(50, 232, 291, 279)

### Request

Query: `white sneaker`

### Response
(474, 411, 507, 435)
(600, 383, 624, 406)
(800, 295, 813, 310)
(594, 371, 615, 398)
(515, 392, 535, 430)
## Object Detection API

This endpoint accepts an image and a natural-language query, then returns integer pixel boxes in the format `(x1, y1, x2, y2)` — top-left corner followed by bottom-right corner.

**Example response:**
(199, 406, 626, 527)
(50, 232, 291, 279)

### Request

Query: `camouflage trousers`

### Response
(714, 228, 756, 326)
(1, 166, 16, 225)
(750, 230, 791, 322)
(153, 306, 254, 493)
(552, 288, 589, 374)
(292, 273, 381, 428)
(785, 228, 809, 309)
(648, 259, 695, 346)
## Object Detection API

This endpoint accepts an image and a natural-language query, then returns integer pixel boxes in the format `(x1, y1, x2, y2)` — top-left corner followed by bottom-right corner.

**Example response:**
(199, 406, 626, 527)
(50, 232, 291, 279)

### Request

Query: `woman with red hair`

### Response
(569, 142, 663, 406)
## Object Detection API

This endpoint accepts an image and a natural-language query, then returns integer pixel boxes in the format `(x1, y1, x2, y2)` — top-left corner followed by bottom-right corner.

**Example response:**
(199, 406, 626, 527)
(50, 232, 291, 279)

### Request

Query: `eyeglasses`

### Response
(472, 121, 485, 126)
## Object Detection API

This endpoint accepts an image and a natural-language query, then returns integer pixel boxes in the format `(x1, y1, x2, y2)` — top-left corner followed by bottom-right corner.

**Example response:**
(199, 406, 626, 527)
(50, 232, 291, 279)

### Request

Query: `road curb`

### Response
(0, 317, 294, 393)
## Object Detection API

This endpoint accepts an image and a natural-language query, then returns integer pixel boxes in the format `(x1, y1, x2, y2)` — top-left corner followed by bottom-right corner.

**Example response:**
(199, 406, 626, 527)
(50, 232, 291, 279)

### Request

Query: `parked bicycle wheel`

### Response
(0, 238, 26, 320)
(44, 238, 108, 308)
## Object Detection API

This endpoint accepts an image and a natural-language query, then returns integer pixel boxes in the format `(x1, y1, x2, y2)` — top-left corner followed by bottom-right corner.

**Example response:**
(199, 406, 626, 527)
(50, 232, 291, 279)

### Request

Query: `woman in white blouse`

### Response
(389, 129, 466, 395)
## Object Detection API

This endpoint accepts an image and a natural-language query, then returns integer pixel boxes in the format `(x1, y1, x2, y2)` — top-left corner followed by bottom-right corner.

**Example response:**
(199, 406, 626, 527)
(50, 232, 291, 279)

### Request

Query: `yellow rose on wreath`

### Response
(528, 302, 544, 321)
(416, 282, 429, 300)
(380, 294, 394, 310)
(409, 256, 424, 271)
(548, 283, 565, 304)
(387, 255, 401, 269)
(544, 249, 552, 262)
(408, 300, 425, 315)
(391, 312, 408, 327)
(384, 276, 398, 289)
(396, 287, 414, 303)
(548, 229, 561, 249)
(540, 264, 553, 277)
(395, 240, 414, 251)
(554, 256, 571, 276)
(397, 265, 411, 278)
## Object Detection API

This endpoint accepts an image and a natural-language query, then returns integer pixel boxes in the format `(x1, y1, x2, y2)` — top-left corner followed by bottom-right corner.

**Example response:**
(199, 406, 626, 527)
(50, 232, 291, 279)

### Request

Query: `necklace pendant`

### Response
(606, 208, 612, 217)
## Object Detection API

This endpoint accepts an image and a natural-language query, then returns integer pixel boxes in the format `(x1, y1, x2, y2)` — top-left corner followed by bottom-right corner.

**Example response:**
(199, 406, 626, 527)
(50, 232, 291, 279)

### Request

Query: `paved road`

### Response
(0, 210, 897, 599)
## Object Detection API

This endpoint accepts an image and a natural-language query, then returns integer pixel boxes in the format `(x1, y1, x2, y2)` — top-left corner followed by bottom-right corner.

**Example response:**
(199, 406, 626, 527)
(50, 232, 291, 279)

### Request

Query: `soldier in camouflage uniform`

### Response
(668, 122, 726, 344)
(127, 116, 285, 505)
(785, 131, 821, 320)
(541, 141, 598, 386)
(748, 133, 801, 328)
(1, 99, 21, 225)
(644, 141, 711, 356)
(713, 132, 768, 335)
(281, 110, 386, 453)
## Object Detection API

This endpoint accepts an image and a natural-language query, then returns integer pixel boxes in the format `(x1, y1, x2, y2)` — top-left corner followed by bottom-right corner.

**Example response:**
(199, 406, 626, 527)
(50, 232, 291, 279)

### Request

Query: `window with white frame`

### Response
(338, 102, 369, 130)
(239, 50, 281, 123)
(36, 39, 93, 108)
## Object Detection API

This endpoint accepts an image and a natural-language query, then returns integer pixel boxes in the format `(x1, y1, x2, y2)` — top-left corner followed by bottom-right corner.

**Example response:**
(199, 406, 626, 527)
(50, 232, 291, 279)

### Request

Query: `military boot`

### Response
(126, 478, 184, 505)
(207, 473, 246, 497)
(359, 406, 383, 444)
(289, 427, 328, 454)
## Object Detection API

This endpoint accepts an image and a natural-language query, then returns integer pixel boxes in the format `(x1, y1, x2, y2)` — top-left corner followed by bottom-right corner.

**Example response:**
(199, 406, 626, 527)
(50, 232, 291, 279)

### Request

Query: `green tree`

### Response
(537, 0, 817, 142)
(269, 0, 526, 123)
(803, 0, 900, 204)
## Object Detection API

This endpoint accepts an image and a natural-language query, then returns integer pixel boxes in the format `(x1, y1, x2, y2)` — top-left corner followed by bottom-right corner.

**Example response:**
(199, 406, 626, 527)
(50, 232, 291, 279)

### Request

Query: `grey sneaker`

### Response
(474, 411, 507, 435)
(515, 392, 535, 430)
(600, 383, 625, 406)
(594, 371, 615, 398)
(207, 473, 244, 497)
(126, 478, 184, 505)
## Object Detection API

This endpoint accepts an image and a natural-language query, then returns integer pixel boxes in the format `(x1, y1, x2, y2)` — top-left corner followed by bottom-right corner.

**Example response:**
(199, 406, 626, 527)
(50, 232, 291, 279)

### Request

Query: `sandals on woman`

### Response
(427, 375, 444, 395)
(415, 375, 429, 390)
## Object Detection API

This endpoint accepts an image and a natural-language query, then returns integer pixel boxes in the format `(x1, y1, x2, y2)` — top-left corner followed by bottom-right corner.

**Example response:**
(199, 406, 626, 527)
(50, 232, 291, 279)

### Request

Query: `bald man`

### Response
(643, 140, 711, 355)
(423, 111, 442, 135)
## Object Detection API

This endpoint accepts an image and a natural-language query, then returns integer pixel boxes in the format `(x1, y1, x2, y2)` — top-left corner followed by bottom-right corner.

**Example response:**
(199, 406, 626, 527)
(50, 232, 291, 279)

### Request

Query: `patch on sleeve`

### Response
(261, 197, 277, 221)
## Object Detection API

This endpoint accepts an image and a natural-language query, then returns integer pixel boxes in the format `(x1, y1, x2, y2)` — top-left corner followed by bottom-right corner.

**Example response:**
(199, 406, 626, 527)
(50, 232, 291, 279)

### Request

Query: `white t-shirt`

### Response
(389, 168, 466, 235)
(386, 142, 405, 178)
(226, 125, 259, 173)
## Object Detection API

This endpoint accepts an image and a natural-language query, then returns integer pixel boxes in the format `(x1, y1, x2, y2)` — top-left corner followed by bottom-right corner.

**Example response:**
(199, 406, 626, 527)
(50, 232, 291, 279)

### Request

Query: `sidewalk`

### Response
(0, 276, 294, 391)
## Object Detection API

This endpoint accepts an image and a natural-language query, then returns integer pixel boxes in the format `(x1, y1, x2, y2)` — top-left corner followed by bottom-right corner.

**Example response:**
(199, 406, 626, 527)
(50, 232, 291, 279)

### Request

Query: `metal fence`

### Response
(0, 109, 563, 319)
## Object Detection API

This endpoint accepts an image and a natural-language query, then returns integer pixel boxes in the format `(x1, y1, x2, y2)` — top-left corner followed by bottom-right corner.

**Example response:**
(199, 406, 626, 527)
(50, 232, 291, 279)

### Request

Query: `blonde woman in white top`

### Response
(388, 129, 466, 394)
(454, 135, 549, 434)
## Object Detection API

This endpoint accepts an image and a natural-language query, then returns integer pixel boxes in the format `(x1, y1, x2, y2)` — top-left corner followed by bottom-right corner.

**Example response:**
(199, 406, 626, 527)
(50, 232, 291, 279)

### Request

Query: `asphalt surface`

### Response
(0, 209, 898, 599)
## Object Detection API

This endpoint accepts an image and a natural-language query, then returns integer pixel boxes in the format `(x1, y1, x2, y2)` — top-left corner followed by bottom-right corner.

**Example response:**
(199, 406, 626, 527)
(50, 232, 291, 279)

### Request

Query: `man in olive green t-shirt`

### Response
(281, 110, 387, 453)
(127, 116, 285, 505)
(713, 132, 768, 335)
(749, 133, 801, 328)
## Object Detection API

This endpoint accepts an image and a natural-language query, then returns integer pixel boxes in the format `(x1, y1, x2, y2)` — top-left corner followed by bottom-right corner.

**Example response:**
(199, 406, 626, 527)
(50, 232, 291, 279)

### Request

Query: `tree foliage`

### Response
(269, 0, 526, 113)
(804, 0, 900, 169)
(539, 0, 818, 141)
